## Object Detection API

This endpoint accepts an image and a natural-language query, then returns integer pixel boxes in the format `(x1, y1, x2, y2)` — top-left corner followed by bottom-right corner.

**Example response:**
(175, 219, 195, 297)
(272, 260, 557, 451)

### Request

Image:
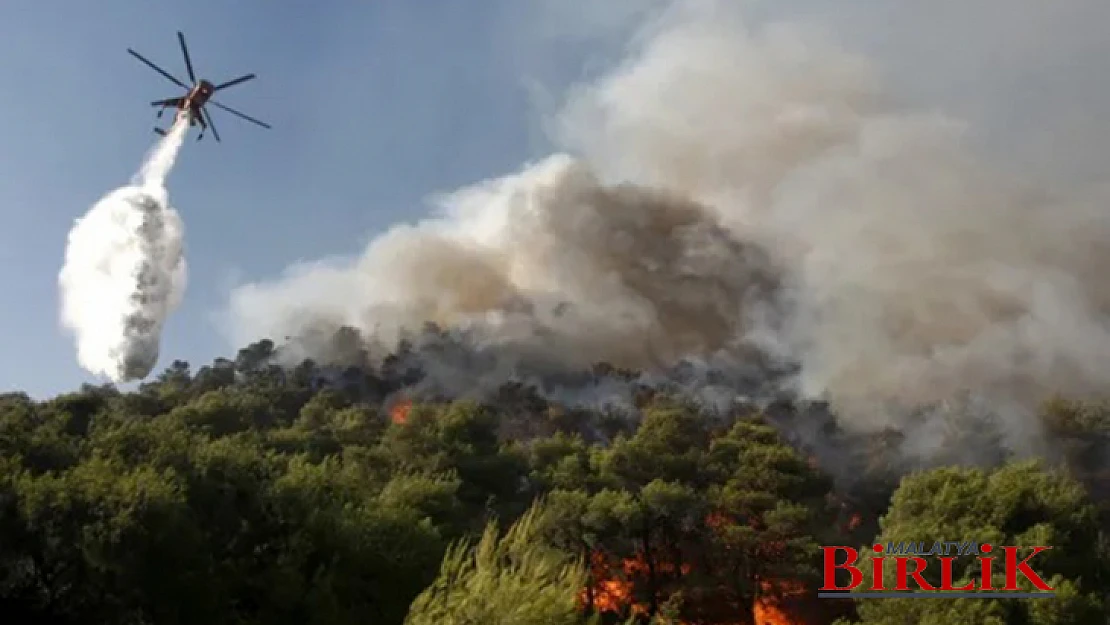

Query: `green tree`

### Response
(580, 400, 833, 624)
(695, 417, 834, 624)
(378, 400, 530, 529)
(847, 460, 1110, 624)
(404, 501, 603, 625)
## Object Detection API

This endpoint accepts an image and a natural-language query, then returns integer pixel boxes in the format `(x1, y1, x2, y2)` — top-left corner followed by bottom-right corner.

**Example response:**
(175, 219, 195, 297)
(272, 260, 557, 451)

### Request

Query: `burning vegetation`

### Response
(390, 396, 413, 425)
(582, 548, 809, 624)
(1, 333, 1108, 624)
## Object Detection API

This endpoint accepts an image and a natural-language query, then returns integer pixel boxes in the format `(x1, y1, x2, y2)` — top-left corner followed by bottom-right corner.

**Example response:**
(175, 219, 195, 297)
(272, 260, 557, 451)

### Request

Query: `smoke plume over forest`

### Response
(225, 1, 1110, 461)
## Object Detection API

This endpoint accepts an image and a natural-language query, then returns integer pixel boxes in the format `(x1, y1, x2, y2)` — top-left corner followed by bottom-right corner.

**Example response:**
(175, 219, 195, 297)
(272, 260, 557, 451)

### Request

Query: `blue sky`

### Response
(2, 0, 1107, 398)
(0, 1, 580, 397)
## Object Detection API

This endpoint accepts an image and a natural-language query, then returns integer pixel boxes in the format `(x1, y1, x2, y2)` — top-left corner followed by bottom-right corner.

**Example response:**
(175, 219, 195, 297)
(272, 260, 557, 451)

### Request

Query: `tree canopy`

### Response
(1, 340, 1108, 624)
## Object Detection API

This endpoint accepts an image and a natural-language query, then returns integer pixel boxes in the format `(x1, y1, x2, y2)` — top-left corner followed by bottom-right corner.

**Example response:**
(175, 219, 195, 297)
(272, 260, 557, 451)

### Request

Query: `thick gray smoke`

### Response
(225, 1, 1110, 447)
(59, 116, 189, 383)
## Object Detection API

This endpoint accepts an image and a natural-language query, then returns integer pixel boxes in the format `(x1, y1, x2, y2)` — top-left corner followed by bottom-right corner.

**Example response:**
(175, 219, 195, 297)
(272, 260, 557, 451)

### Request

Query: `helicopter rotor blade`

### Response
(177, 31, 197, 84)
(214, 74, 256, 91)
(209, 100, 271, 129)
(201, 107, 221, 142)
(127, 48, 189, 89)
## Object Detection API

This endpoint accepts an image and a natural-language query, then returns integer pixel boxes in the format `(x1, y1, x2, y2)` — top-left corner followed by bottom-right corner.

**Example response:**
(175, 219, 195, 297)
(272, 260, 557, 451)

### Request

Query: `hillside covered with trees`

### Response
(2, 336, 1110, 624)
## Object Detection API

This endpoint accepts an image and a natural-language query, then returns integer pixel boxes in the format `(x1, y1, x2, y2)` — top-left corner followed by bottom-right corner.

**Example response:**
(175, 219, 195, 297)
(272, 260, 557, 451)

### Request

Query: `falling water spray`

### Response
(59, 116, 190, 382)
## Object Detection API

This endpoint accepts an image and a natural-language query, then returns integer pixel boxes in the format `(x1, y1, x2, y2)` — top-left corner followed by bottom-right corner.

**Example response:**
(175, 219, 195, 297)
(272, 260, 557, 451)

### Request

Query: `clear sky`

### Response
(2, 0, 1108, 398)
(1, 0, 567, 397)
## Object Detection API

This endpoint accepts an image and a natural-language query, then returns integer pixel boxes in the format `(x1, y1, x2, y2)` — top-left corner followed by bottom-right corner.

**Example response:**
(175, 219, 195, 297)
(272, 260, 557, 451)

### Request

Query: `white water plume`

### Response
(59, 116, 190, 383)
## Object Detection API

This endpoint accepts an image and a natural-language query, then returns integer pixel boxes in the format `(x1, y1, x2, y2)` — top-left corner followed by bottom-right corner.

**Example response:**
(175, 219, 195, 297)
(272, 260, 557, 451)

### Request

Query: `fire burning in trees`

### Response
(581, 549, 807, 625)
(581, 549, 691, 619)
(575, 507, 821, 623)
(847, 513, 861, 532)
(754, 580, 807, 625)
(582, 550, 639, 616)
(390, 397, 412, 425)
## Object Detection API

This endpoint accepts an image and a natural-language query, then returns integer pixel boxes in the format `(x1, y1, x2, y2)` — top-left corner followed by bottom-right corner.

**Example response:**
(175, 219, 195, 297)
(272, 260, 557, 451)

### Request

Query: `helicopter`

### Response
(127, 31, 270, 142)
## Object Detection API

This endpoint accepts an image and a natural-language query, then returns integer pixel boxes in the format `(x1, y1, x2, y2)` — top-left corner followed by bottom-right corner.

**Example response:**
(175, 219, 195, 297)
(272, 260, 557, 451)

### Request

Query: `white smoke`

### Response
(225, 1, 1110, 440)
(59, 116, 190, 383)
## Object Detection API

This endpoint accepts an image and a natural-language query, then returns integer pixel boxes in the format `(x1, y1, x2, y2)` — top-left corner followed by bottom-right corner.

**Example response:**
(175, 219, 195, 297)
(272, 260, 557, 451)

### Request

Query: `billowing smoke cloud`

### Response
(59, 117, 189, 383)
(225, 1, 1110, 444)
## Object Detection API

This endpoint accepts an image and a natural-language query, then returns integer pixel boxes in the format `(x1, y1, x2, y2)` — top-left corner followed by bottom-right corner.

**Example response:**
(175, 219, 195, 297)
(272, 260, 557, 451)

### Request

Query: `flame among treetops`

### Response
(582, 549, 691, 617)
(753, 580, 807, 625)
(581, 547, 808, 625)
(391, 397, 413, 425)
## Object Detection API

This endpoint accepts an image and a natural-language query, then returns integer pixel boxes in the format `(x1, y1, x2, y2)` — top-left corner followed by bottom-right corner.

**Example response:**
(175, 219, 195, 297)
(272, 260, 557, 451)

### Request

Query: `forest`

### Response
(2, 333, 1109, 625)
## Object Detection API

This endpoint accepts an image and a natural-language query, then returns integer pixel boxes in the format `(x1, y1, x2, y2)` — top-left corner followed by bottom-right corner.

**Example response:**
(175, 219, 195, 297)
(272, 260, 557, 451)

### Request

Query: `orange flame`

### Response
(847, 512, 862, 531)
(705, 511, 731, 530)
(581, 550, 693, 618)
(754, 580, 806, 625)
(580, 512, 813, 624)
(582, 550, 637, 616)
(390, 397, 412, 425)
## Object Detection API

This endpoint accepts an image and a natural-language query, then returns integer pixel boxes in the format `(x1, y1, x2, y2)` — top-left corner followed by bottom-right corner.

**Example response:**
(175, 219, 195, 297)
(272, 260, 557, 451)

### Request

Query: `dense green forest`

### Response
(3, 337, 1110, 624)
